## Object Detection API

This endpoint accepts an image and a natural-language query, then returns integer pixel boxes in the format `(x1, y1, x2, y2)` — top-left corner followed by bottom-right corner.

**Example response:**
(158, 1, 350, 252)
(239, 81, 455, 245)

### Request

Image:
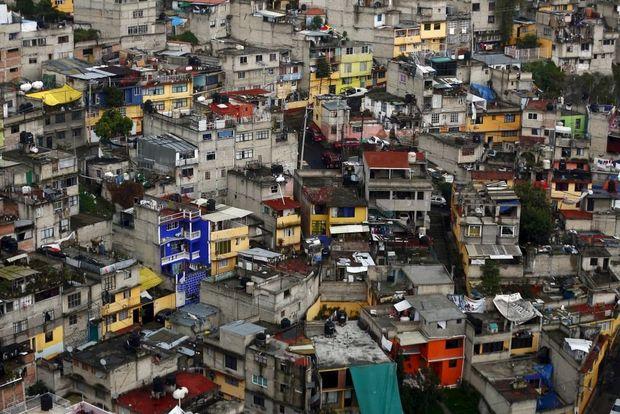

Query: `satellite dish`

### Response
(185, 66, 193, 71)
(20, 83, 32, 92)
(197, 96, 206, 102)
(66, 346, 73, 353)
(32, 81, 44, 90)
(172, 387, 188, 400)
(100, 358, 107, 366)
(30, 146, 39, 153)
(275, 174, 286, 183)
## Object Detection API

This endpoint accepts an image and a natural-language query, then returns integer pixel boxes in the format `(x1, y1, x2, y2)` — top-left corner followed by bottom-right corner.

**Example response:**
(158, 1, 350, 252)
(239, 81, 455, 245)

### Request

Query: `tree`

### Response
(74, 28, 99, 43)
(315, 56, 331, 96)
(480, 260, 500, 295)
(309, 16, 323, 30)
(27, 381, 50, 396)
(93, 110, 133, 144)
(515, 182, 553, 245)
(496, 0, 518, 44)
(524, 61, 565, 99)
(516, 34, 539, 49)
(170, 31, 199, 46)
(102, 86, 124, 108)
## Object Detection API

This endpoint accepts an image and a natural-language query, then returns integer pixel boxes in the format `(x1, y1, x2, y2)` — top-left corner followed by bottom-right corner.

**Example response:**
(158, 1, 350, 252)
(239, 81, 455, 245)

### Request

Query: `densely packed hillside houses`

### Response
(0, 0, 620, 412)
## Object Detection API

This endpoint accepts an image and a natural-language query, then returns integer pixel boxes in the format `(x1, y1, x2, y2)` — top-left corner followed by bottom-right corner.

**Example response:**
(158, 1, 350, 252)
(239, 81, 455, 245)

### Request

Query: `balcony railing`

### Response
(175, 157, 200, 167)
(184, 230, 201, 240)
(279, 72, 302, 82)
(161, 251, 190, 265)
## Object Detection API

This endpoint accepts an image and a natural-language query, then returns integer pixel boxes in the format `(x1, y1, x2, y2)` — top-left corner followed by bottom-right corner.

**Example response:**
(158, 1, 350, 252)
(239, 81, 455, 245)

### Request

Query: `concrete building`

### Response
(218, 46, 281, 95)
(363, 151, 433, 228)
(227, 165, 302, 253)
(451, 183, 523, 285)
(73, 0, 165, 50)
(183, 0, 230, 45)
(20, 20, 73, 80)
(201, 258, 318, 325)
(417, 132, 484, 180)
(0, 5, 21, 83)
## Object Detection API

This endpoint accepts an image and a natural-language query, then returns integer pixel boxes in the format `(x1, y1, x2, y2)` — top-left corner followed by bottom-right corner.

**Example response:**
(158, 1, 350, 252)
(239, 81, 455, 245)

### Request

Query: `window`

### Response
(581, 43, 590, 51)
(56, 113, 65, 123)
(220, 18, 226, 26)
(42, 227, 54, 240)
(58, 35, 69, 43)
(238, 71, 245, 79)
(472, 3, 480, 11)
(147, 86, 164, 95)
(252, 374, 268, 388)
(467, 225, 481, 237)
(343, 63, 352, 73)
(424, 23, 431, 31)
(28, 57, 37, 64)
(206, 151, 216, 161)
(181, 167, 194, 178)
(590, 257, 598, 266)
(345, 47, 354, 55)
(103, 275, 116, 291)
(236, 132, 253, 142)
(255, 54, 263, 62)
(575, 119, 581, 129)
(225, 376, 239, 386)
(431, 113, 440, 124)
(450, 112, 459, 123)
(500, 226, 515, 237)
(210, 20, 216, 27)
(173, 99, 188, 109)
(166, 222, 179, 231)
(360, 62, 368, 72)
(511, 335, 533, 349)
(119, 310, 129, 320)
(69, 314, 78, 325)
(13, 320, 27, 334)
(253, 395, 265, 407)
(240, 56, 248, 65)
(204, 171, 211, 180)
(434, 23, 440, 30)
(445, 339, 461, 349)
(235, 149, 253, 160)
(172, 84, 188, 93)
(504, 114, 515, 123)
(333, 207, 355, 218)
(361, 45, 369, 53)
(215, 240, 231, 255)
(10, 125, 19, 134)
(123, 290, 131, 299)
(256, 130, 269, 140)
(270, 53, 277, 61)
(488, 1, 495, 10)
(555, 182, 568, 191)
(68, 292, 81, 308)
(528, 112, 538, 120)
(225, 354, 237, 370)
(448, 359, 458, 368)
(132, 10, 143, 18)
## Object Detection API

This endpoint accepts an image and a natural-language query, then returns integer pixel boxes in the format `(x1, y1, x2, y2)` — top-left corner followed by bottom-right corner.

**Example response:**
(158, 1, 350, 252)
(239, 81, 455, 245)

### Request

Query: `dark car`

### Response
(155, 309, 174, 324)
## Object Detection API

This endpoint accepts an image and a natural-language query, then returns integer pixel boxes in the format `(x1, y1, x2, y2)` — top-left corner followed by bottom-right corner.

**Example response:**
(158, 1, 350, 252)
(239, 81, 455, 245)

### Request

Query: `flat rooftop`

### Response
(312, 321, 390, 369)
(408, 294, 465, 322)
(472, 357, 543, 403)
(402, 264, 453, 286)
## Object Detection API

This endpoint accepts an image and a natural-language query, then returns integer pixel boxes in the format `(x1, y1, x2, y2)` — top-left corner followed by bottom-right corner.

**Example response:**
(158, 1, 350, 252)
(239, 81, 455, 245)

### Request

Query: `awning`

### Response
(349, 363, 403, 414)
(329, 224, 370, 235)
(140, 267, 163, 291)
(256, 9, 285, 18)
(27, 84, 82, 106)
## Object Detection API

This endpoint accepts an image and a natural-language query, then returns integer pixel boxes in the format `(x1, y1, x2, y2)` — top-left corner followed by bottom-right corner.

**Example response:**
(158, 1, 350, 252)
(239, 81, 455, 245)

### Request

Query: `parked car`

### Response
(611, 399, 620, 414)
(365, 136, 390, 149)
(431, 195, 447, 206)
(341, 87, 368, 98)
(155, 309, 174, 324)
(321, 151, 342, 168)
(427, 167, 442, 180)
(306, 122, 326, 142)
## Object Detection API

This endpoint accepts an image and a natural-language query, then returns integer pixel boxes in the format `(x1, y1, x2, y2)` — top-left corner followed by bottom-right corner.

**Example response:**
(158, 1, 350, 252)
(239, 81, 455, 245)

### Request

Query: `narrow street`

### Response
(587, 334, 620, 414)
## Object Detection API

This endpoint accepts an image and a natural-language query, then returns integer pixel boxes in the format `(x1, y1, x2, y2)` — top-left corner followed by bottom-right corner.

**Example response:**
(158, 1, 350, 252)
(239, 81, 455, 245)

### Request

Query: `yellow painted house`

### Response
(262, 197, 302, 252)
(466, 105, 522, 145)
(309, 40, 372, 100)
(86, 105, 144, 142)
(203, 205, 252, 280)
(142, 73, 193, 113)
(300, 186, 368, 236)
(393, 26, 422, 57)
(51, 0, 73, 14)
(32, 325, 64, 360)
(100, 282, 142, 336)
(420, 20, 446, 52)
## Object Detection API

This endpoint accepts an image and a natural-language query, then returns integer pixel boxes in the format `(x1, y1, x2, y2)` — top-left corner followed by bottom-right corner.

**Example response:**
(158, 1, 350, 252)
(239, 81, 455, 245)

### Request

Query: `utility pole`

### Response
(298, 102, 311, 169)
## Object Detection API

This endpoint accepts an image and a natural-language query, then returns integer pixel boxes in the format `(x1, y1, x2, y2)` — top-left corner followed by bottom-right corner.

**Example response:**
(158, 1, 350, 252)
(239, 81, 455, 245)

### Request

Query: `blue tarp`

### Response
(470, 83, 497, 102)
(349, 363, 403, 414)
(170, 16, 187, 26)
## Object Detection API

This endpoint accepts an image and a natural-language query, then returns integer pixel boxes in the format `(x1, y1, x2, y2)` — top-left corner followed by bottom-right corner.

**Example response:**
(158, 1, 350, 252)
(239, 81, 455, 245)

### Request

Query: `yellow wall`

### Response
(33, 325, 64, 359)
(510, 332, 540, 356)
(551, 182, 592, 210)
(466, 111, 521, 143)
(393, 29, 421, 57)
(153, 292, 177, 315)
(213, 372, 245, 400)
(100, 286, 141, 335)
(210, 226, 250, 276)
(328, 206, 368, 227)
(86, 104, 144, 135)
(309, 51, 372, 100)
(420, 21, 446, 39)
(52, 0, 73, 14)
(578, 337, 608, 413)
(143, 81, 193, 113)
(306, 298, 367, 320)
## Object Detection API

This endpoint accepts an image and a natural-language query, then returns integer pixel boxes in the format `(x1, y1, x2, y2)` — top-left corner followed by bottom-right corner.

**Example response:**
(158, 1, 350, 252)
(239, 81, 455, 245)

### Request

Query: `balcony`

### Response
(276, 214, 301, 229)
(279, 72, 302, 82)
(161, 251, 190, 265)
(175, 157, 200, 167)
(184, 230, 201, 240)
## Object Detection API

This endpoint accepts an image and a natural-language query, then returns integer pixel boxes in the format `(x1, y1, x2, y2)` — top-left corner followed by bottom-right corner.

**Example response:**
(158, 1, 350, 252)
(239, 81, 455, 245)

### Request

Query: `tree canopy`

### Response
(515, 182, 553, 246)
(15, 0, 67, 21)
(93, 110, 133, 144)
(74, 28, 100, 43)
(102, 86, 124, 108)
(524, 61, 565, 99)
(480, 260, 501, 295)
(170, 31, 199, 46)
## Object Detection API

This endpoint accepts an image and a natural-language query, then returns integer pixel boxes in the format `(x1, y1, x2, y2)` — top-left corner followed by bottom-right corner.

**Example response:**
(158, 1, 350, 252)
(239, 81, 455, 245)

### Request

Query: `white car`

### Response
(442, 173, 454, 183)
(431, 195, 447, 206)
(342, 87, 368, 97)
(611, 399, 620, 414)
(366, 136, 390, 148)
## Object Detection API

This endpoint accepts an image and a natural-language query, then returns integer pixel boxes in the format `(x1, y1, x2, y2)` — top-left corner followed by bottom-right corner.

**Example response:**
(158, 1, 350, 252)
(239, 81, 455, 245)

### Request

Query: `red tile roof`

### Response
(560, 210, 593, 220)
(116, 372, 218, 414)
(263, 197, 300, 211)
(363, 151, 410, 169)
(470, 171, 514, 181)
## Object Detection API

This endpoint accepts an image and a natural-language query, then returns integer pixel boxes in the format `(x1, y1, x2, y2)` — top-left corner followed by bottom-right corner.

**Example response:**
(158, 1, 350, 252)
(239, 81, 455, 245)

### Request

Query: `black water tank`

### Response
(40, 394, 53, 411)
(153, 376, 165, 393)
(255, 332, 267, 347)
(1, 236, 18, 254)
(324, 320, 336, 336)
(271, 164, 284, 176)
(206, 198, 216, 212)
(280, 318, 291, 329)
(165, 373, 177, 387)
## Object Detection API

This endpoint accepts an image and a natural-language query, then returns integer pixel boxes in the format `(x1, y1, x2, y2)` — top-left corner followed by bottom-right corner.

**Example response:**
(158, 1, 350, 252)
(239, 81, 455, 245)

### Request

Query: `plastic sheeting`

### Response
(349, 363, 403, 414)
(470, 83, 497, 103)
(449, 294, 486, 313)
(493, 293, 542, 325)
